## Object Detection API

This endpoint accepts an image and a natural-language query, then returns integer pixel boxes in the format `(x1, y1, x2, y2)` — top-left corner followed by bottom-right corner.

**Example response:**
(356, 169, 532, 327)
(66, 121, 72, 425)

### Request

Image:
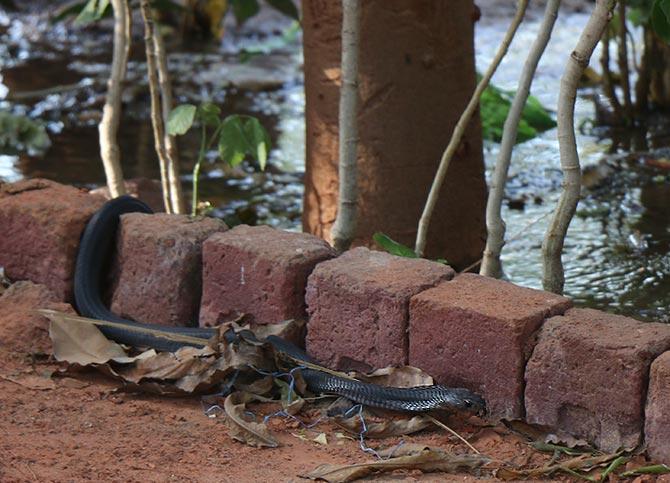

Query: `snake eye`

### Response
(463, 399, 473, 408)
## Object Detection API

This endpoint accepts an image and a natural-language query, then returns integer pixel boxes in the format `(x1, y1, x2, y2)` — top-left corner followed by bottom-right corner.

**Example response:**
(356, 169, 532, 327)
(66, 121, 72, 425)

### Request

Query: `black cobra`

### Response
(74, 196, 486, 414)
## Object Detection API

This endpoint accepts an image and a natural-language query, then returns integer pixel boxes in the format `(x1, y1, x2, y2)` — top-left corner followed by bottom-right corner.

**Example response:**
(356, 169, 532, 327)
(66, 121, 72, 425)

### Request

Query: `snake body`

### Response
(74, 196, 486, 414)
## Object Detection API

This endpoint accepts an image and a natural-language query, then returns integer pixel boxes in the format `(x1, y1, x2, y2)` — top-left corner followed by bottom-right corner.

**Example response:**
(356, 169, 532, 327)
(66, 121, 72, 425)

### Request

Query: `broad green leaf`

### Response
(230, 0, 260, 24)
(652, 0, 670, 42)
(197, 102, 221, 127)
(219, 115, 252, 167)
(373, 232, 417, 258)
(167, 104, 197, 136)
(75, 0, 110, 25)
(620, 464, 670, 477)
(243, 117, 271, 170)
(51, 1, 88, 23)
(265, 0, 299, 20)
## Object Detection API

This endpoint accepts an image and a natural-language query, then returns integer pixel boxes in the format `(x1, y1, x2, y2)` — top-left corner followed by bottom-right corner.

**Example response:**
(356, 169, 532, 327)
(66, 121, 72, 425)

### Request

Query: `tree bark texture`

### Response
(98, 0, 130, 198)
(302, 0, 486, 269)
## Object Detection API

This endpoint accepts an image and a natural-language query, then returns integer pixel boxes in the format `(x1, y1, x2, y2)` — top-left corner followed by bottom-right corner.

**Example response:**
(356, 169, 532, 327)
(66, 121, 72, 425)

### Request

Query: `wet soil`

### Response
(0, 345, 566, 482)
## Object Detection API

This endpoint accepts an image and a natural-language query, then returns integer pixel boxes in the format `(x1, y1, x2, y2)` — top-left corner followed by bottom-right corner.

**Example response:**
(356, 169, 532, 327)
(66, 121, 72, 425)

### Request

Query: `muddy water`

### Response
(1, 7, 669, 322)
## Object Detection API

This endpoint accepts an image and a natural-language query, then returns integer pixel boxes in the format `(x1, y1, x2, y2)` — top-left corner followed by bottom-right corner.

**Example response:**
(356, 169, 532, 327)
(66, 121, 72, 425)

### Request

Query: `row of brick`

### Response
(0, 178, 668, 462)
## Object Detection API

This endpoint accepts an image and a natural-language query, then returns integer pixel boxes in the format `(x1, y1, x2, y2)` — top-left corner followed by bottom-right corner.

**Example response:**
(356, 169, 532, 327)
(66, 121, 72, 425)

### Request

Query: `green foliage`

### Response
(228, 0, 299, 25)
(75, 0, 111, 25)
(167, 104, 197, 135)
(373, 232, 418, 259)
(0, 111, 50, 155)
(479, 80, 556, 144)
(652, 0, 670, 41)
(265, 0, 299, 20)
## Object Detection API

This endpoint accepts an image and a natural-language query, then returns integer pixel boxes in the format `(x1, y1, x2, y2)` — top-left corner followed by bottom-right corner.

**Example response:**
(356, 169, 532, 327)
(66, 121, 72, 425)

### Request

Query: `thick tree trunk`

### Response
(302, 0, 486, 269)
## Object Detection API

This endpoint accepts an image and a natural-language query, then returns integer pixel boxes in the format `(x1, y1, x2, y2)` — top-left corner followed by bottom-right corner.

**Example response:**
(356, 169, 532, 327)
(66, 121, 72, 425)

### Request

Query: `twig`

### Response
(427, 414, 480, 454)
(542, 0, 615, 294)
(331, 0, 361, 252)
(140, 0, 173, 213)
(480, 0, 561, 279)
(415, 0, 529, 257)
(98, 0, 130, 198)
(153, 22, 185, 214)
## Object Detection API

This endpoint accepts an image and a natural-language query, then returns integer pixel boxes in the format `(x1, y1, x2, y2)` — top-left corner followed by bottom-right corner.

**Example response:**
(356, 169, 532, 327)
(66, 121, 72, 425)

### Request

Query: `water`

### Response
(1, 6, 669, 322)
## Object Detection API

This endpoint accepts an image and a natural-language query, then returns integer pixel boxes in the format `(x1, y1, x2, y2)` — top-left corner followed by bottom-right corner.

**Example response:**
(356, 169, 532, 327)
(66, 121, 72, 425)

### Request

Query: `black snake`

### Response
(74, 196, 486, 414)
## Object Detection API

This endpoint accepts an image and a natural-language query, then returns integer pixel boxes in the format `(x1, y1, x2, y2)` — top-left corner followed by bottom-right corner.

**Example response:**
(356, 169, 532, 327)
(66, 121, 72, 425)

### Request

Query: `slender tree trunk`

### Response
(480, 0, 561, 279)
(331, 0, 361, 252)
(600, 27, 622, 120)
(415, 0, 529, 257)
(140, 0, 173, 214)
(153, 26, 185, 214)
(542, 0, 614, 294)
(635, 27, 652, 114)
(98, 0, 130, 198)
(617, 1, 632, 118)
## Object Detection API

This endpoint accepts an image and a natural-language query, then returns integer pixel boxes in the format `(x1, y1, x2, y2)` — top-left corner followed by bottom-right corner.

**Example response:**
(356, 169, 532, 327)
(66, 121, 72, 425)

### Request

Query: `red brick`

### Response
(90, 177, 165, 213)
(199, 225, 336, 328)
(409, 273, 571, 419)
(110, 213, 227, 326)
(0, 179, 104, 301)
(0, 281, 75, 354)
(525, 309, 670, 452)
(645, 352, 670, 464)
(306, 247, 454, 372)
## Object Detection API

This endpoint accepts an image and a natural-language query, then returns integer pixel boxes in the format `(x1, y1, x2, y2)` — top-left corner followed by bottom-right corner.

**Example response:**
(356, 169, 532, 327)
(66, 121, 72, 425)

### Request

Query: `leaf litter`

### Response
(38, 309, 666, 481)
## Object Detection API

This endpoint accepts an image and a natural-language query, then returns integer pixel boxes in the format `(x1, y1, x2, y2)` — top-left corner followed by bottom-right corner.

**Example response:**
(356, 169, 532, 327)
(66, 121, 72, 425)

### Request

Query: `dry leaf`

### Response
(0, 374, 55, 391)
(357, 366, 434, 388)
(223, 392, 278, 448)
(313, 433, 328, 445)
(334, 414, 431, 438)
(496, 452, 620, 480)
(302, 448, 489, 482)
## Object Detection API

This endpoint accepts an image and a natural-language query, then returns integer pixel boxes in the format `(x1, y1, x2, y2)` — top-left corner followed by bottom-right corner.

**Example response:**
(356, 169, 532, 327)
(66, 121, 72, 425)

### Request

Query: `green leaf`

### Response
(219, 115, 251, 167)
(74, 0, 110, 25)
(0, 111, 50, 155)
(620, 464, 670, 477)
(167, 104, 197, 136)
(243, 117, 271, 170)
(197, 102, 222, 127)
(265, 0, 299, 20)
(373, 232, 417, 258)
(51, 1, 88, 23)
(230, 0, 260, 24)
(652, 0, 670, 42)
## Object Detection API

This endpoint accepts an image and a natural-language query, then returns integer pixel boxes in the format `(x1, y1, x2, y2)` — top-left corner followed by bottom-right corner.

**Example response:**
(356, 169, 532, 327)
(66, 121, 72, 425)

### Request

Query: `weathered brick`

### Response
(0, 281, 75, 354)
(90, 177, 165, 212)
(199, 225, 336, 328)
(306, 247, 453, 372)
(409, 273, 571, 419)
(0, 179, 104, 301)
(525, 309, 670, 452)
(645, 352, 670, 464)
(110, 213, 227, 327)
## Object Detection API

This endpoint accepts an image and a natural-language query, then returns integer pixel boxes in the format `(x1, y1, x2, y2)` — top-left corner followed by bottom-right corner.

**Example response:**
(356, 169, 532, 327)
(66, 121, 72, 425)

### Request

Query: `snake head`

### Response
(445, 388, 487, 416)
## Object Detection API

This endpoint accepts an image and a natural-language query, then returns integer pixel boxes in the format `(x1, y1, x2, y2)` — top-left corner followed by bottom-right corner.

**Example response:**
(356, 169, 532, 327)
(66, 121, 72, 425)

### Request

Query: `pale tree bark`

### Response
(140, 0, 173, 214)
(153, 26, 185, 214)
(98, 0, 130, 198)
(480, 0, 561, 278)
(331, 0, 361, 252)
(542, 0, 615, 294)
(415, 0, 529, 257)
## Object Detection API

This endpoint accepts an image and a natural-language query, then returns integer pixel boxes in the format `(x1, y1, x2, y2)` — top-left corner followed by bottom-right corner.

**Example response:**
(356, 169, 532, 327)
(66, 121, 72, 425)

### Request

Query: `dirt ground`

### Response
(0, 340, 576, 483)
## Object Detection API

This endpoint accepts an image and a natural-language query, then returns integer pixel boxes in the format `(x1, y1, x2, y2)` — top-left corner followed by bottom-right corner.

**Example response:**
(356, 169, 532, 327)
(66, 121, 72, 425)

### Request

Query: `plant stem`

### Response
(98, 0, 130, 198)
(542, 0, 615, 294)
(480, 0, 561, 278)
(415, 0, 529, 257)
(331, 0, 361, 252)
(191, 124, 207, 217)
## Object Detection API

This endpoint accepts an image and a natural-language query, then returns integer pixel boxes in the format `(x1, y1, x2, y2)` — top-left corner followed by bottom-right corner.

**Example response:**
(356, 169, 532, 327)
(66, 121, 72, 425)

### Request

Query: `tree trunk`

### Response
(302, 0, 486, 269)
(649, 33, 670, 108)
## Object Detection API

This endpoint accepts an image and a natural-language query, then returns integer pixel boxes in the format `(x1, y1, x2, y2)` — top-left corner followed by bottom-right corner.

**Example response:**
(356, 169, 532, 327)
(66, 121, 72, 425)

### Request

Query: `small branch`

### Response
(600, 27, 623, 120)
(98, 0, 130, 198)
(153, 24, 185, 214)
(331, 0, 361, 252)
(140, 0, 173, 213)
(634, 27, 652, 114)
(542, 0, 615, 294)
(480, 0, 561, 279)
(415, 0, 529, 257)
(617, 1, 632, 118)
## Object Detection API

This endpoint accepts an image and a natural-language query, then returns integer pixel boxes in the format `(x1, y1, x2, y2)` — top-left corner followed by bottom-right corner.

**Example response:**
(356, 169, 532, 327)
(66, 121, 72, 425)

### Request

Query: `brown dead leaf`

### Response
(496, 452, 620, 480)
(357, 366, 434, 388)
(0, 374, 55, 391)
(302, 448, 490, 482)
(223, 392, 278, 448)
(334, 414, 431, 439)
